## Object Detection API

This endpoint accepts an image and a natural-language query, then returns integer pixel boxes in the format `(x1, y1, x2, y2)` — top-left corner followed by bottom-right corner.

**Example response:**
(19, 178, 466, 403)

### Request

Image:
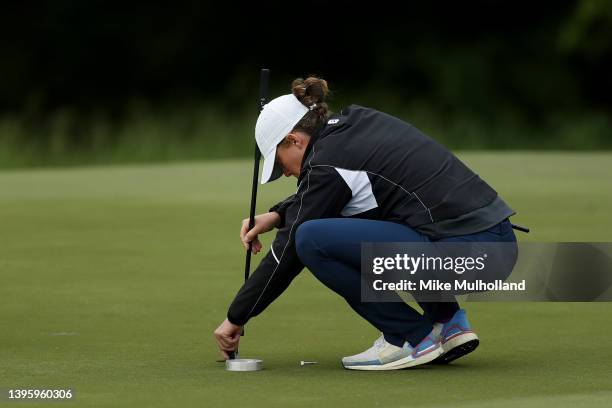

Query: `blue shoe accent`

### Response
(412, 333, 441, 359)
(441, 309, 474, 343)
(431, 309, 480, 365)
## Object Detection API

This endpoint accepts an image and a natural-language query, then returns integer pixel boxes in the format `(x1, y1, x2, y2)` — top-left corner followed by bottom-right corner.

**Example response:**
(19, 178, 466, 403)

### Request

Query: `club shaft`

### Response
(232, 68, 269, 356)
(245, 147, 261, 281)
(245, 68, 269, 281)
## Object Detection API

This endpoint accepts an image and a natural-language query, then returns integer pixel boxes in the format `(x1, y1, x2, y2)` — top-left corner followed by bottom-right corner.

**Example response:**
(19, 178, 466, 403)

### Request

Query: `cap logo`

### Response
(328, 119, 340, 124)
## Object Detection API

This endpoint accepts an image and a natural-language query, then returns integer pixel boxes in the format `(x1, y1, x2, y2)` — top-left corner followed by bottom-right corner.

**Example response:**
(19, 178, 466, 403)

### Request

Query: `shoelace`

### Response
(373, 334, 387, 350)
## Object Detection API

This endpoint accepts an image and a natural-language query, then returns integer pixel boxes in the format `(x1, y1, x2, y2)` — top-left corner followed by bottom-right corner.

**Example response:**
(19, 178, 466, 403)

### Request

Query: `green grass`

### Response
(1, 152, 611, 407)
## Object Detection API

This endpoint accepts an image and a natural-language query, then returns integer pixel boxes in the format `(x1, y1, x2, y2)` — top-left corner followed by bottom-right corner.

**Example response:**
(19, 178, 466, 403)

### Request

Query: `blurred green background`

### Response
(1, 1, 611, 168)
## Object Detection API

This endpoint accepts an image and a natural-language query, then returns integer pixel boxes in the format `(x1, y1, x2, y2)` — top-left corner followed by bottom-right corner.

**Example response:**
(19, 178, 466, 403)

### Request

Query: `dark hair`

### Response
(290, 76, 330, 136)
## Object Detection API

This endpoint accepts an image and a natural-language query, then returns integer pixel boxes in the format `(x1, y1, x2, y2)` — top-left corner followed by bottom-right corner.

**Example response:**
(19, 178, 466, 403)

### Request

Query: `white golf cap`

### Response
(255, 94, 308, 184)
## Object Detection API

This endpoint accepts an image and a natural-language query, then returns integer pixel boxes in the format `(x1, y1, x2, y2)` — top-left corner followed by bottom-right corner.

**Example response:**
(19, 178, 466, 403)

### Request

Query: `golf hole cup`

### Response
(225, 358, 263, 371)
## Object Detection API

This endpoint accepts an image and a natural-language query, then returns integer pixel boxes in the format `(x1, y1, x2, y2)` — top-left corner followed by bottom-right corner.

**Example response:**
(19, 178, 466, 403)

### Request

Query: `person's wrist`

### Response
(225, 318, 242, 329)
(226, 316, 244, 328)
(270, 211, 281, 227)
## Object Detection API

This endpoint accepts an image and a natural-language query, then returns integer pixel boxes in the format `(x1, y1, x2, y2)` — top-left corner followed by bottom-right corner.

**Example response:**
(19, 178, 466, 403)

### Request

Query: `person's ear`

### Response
(286, 133, 300, 146)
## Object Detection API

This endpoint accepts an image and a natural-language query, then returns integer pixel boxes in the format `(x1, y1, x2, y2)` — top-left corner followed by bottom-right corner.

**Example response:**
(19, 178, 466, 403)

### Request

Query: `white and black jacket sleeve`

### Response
(268, 194, 296, 228)
(227, 166, 352, 326)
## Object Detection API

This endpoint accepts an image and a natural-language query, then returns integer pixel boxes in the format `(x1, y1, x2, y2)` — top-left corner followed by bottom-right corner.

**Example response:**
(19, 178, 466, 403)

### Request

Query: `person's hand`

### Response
(213, 319, 243, 359)
(240, 212, 281, 254)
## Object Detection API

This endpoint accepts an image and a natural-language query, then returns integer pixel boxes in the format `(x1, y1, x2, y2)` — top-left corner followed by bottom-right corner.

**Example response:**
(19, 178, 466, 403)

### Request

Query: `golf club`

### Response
(225, 68, 269, 370)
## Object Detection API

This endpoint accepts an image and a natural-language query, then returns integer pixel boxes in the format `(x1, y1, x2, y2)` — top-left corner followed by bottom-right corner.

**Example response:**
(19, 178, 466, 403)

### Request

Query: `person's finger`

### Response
(244, 228, 255, 243)
(244, 237, 260, 253)
(220, 331, 240, 348)
(252, 239, 262, 254)
(241, 218, 261, 237)
(220, 348, 230, 360)
(214, 331, 233, 349)
(245, 217, 269, 241)
(217, 337, 233, 351)
(224, 337, 239, 351)
(220, 332, 237, 348)
(213, 332, 224, 348)
(240, 219, 249, 241)
(241, 220, 260, 250)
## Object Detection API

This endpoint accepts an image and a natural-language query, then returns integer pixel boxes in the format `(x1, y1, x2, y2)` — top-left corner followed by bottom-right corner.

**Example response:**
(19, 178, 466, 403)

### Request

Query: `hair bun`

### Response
(291, 76, 329, 107)
(289, 76, 331, 136)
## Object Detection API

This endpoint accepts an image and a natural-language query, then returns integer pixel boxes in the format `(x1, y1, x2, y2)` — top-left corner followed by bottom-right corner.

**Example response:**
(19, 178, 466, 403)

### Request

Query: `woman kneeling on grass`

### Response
(213, 76, 518, 370)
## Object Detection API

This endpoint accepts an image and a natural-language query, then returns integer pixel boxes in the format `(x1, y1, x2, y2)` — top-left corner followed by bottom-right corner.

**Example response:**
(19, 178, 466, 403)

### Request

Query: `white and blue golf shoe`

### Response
(342, 331, 442, 371)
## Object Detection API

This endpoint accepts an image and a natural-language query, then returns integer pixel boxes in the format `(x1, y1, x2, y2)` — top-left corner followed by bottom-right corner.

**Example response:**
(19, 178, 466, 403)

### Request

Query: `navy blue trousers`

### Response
(295, 218, 517, 347)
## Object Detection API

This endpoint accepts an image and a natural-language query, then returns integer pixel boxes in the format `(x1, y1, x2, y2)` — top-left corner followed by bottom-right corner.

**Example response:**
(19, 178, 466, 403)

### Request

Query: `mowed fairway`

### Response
(1, 152, 611, 407)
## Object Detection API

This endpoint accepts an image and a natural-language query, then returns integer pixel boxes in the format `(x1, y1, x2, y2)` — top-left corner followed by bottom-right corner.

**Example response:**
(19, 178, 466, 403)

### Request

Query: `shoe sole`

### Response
(430, 332, 479, 365)
(342, 344, 444, 371)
